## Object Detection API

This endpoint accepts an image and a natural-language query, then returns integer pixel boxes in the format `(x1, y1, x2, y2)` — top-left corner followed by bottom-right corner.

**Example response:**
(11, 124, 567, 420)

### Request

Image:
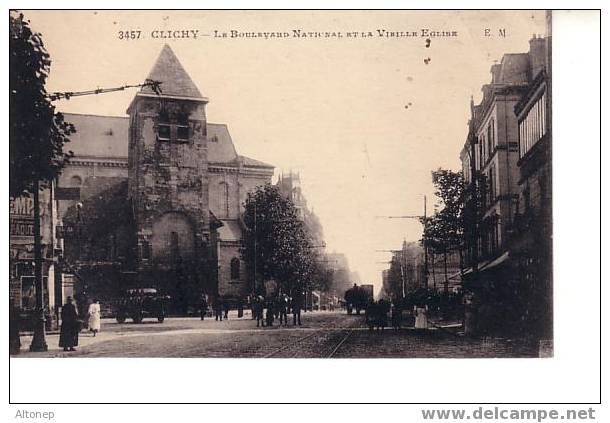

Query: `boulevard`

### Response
(15, 311, 538, 358)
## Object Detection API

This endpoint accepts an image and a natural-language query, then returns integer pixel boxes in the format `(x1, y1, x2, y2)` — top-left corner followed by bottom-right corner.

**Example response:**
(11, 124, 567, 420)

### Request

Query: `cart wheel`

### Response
(116, 315, 126, 324)
(157, 315, 165, 323)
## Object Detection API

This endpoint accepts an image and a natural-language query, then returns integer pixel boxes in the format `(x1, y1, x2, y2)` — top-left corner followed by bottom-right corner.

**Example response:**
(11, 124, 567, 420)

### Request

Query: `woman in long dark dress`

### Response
(59, 297, 79, 351)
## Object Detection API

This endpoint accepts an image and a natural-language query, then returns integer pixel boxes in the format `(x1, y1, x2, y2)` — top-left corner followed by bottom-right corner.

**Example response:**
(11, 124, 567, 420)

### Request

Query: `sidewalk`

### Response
(12, 329, 130, 358)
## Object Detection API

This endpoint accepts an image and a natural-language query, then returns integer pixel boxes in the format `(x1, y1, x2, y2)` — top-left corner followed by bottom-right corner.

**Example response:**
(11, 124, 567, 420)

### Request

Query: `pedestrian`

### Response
(87, 299, 101, 337)
(377, 299, 390, 331)
(250, 295, 256, 320)
(390, 302, 402, 331)
(291, 290, 303, 326)
(214, 297, 223, 321)
(414, 304, 429, 330)
(265, 298, 275, 327)
(223, 300, 230, 320)
(59, 297, 80, 352)
(200, 294, 208, 321)
(254, 296, 264, 327)
(277, 294, 289, 327)
(237, 299, 244, 318)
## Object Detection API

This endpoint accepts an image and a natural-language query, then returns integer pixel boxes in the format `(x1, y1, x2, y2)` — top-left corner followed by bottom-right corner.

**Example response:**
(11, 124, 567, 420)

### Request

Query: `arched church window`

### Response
(230, 258, 240, 280)
(219, 182, 229, 218)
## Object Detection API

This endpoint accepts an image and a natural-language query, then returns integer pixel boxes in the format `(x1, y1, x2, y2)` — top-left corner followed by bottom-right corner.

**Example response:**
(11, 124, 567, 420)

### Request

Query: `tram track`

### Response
(264, 318, 360, 358)
(325, 328, 354, 358)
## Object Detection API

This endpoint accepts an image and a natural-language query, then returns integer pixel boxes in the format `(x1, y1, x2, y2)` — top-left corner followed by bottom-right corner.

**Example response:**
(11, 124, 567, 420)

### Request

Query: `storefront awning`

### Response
(479, 251, 510, 272)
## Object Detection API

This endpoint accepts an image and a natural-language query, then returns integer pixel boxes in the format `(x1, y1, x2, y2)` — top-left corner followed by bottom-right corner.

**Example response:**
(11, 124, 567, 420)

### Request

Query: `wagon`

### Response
(114, 288, 168, 323)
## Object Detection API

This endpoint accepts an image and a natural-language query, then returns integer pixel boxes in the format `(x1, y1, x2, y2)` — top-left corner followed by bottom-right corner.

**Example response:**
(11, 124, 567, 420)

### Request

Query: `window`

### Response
(230, 258, 240, 280)
(176, 114, 190, 143)
(488, 168, 494, 202)
(219, 182, 230, 218)
(157, 124, 171, 141)
(176, 125, 189, 142)
(487, 125, 492, 156)
(158, 110, 171, 141)
(518, 91, 547, 158)
(488, 119, 495, 150)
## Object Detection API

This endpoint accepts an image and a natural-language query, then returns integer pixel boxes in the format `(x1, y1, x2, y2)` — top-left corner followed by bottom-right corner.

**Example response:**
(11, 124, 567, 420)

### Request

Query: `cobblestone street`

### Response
(14, 311, 538, 358)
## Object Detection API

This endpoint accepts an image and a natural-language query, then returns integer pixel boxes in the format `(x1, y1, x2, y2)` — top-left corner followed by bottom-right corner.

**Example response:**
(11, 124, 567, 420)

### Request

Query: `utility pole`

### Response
(29, 180, 47, 351)
(375, 195, 430, 290)
(423, 195, 429, 289)
(253, 202, 257, 296)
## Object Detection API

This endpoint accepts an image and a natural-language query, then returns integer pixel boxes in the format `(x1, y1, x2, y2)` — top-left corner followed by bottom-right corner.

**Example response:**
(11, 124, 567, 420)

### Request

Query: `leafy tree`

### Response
(62, 180, 136, 265)
(10, 11, 75, 351)
(421, 169, 465, 292)
(10, 11, 75, 197)
(241, 184, 316, 296)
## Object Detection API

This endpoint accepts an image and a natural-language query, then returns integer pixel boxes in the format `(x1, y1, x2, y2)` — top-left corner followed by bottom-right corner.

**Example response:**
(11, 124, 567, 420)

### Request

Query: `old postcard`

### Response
(9, 10, 553, 361)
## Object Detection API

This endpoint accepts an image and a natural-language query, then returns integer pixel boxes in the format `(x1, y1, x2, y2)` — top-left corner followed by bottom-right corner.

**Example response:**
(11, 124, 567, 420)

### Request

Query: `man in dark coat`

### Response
(265, 298, 274, 327)
(237, 299, 244, 318)
(252, 297, 262, 327)
(277, 294, 289, 327)
(292, 289, 303, 326)
(214, 297, 223, 321)
(223, 300, 230, 320)
(59, 297, 79, 351)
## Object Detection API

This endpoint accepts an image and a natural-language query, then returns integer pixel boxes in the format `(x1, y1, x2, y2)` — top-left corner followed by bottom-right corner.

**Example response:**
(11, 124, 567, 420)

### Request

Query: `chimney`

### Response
(490, 63, 502, 83)
(529, 35, 547, 80)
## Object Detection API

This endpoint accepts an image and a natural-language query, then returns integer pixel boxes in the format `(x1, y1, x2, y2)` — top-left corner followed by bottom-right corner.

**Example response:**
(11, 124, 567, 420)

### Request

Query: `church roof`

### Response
(61, 113, 129, 158)
(61, 113, 273, 169)
(140, 44, 205, 100)
(207, 123, 273, 168)
(238, 155, 274, 169)
(207, 123, 238, 163)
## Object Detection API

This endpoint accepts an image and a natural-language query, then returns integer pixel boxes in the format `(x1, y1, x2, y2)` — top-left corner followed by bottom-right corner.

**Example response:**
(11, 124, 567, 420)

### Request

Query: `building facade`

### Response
(511, 34, 553, 338)
(460, 35, 552, 337)
(9, 188, 61, 328)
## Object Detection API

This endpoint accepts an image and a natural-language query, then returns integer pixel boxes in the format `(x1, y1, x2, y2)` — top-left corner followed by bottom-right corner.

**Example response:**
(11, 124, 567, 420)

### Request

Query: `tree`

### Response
(241, 184, 316, 296)
(10, 12, 75, 197)
(10, 11, 75, 352)
(421, 169, 465, 293)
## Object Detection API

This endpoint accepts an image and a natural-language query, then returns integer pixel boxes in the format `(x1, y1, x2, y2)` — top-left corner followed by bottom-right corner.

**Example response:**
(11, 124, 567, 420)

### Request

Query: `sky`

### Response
(25, 10, 546, 292)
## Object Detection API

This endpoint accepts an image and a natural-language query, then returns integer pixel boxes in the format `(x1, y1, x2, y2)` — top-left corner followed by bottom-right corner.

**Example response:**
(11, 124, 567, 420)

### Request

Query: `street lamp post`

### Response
(29, 180, 47, 352)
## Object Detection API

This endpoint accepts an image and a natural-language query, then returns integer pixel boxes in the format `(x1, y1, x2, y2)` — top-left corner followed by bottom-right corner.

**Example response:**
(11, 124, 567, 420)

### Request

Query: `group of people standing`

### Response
(198, 295, 245, 321)
(199, 291, 305, 328)
(365, 300, 430, 332)
(251, 292, 304, 328)
(58, 297, 102, 352)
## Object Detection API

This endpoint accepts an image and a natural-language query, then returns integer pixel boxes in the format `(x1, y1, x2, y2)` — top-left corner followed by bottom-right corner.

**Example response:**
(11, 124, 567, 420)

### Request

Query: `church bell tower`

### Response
(127, 44, 213, 310)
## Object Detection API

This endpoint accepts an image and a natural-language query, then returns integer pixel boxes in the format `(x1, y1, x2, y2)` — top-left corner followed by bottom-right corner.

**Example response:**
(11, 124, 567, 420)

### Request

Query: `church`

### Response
(56, 45, 274, 311)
